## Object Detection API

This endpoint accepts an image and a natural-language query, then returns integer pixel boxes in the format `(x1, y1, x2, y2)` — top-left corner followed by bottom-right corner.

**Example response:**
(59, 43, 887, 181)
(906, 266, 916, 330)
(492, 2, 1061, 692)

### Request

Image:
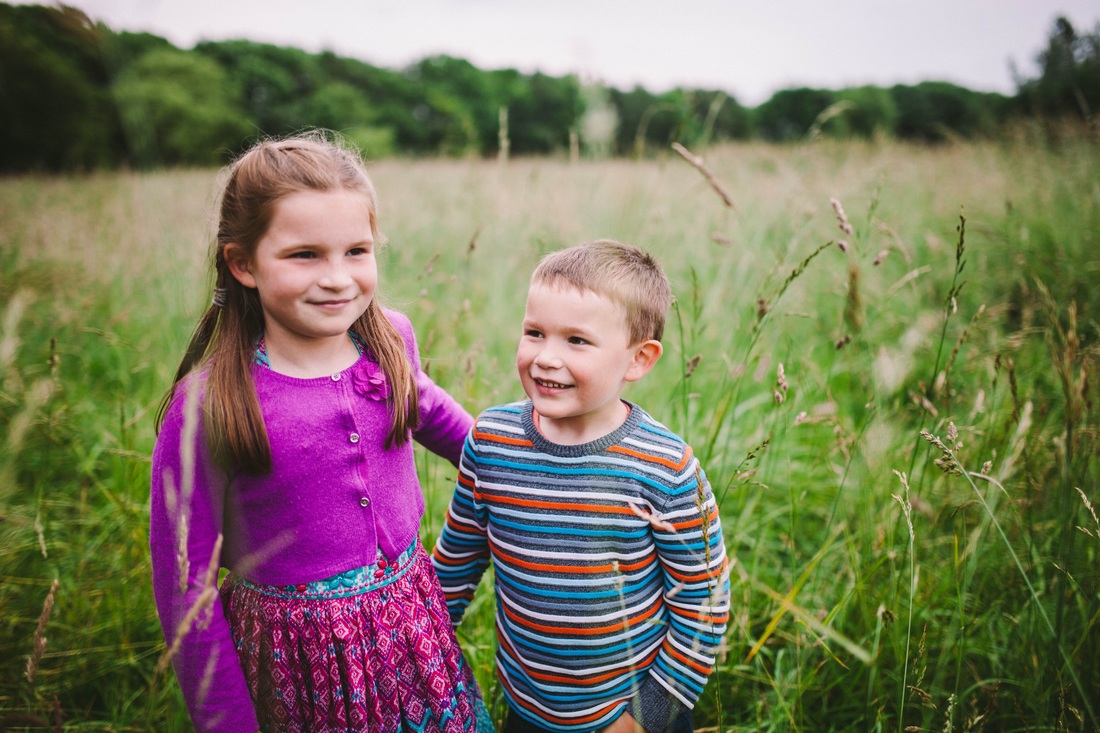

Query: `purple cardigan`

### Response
(149, 309, 472, 733)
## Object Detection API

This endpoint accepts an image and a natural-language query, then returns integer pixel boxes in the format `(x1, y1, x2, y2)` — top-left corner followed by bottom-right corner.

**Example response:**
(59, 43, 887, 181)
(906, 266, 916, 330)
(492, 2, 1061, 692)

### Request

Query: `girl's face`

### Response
(226, 188, 377, 368)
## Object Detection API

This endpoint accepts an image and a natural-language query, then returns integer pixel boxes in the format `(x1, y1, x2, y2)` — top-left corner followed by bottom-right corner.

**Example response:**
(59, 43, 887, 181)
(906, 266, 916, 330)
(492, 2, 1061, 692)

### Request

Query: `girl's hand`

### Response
(602, 712, 644, 733)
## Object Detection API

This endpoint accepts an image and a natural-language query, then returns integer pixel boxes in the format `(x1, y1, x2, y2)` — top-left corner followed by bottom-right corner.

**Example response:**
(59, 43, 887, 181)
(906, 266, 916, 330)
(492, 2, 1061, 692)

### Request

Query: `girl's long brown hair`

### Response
(156, 133, 419, 474)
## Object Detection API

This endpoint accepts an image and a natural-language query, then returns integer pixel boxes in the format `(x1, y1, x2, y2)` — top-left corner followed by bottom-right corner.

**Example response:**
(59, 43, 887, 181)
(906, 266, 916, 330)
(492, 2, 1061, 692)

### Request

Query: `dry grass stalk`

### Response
(628, 503, 676, 533)
(830, 198, 853, 237)
(844, 265, 863, 332)
(920, 428, 963, 476)
(1, 289, 32, 377)
(892, 470, 915, 541)
(172, 379, 203, 593)
(670, 142, 735, 210)
(1076, 487, 1099, 538)
(755, 240, 834, 331)
(34, 512, 47, 559)
(156, 534, 223, 674)
(684, 354, 701, 379)
(25, 578, 59, 684)
(52, 695, 63, 733)
(497, 106, 510, 163)
(936, 304, 987, 400)
(774, 362, 789, 404)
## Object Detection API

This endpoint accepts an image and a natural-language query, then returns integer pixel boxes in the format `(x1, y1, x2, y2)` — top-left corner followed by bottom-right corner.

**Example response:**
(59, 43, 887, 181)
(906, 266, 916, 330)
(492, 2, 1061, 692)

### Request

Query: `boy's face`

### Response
(516, 282, 661, 445)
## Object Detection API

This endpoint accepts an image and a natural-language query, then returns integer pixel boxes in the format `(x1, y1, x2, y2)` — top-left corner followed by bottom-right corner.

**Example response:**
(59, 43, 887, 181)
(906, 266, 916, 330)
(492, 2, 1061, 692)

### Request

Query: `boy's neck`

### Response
(532, 400, 631, 446)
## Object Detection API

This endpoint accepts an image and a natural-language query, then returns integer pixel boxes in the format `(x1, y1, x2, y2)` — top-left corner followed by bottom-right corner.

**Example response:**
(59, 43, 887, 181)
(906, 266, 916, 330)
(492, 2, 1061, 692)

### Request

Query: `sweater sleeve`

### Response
(388, 309, 473, 467)
(149, 382, 259, 733)
(635, 451, 730, 733)
(430, 428, 492, 626)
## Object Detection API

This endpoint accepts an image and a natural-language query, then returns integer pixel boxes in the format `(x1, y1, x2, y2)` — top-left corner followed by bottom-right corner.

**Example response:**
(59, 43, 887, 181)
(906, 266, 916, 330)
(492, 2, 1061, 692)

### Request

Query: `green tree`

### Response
(890, 82, 1002, 141)
(1016, 16, 1100, 121)
(112, 49, 251, 167)
(411, 55, 499, 154)
(194, 40, 320, 137)
(0, 3, 120, 171)
(608, 86, 681, 156)
(516, 72, 583, 154)
(831, 85, 899, 138)
(754, 87, 835, 141)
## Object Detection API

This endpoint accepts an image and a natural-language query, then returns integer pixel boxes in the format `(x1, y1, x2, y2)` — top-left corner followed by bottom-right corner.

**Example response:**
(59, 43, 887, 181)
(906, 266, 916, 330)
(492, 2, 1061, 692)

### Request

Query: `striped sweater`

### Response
(432, 400, 730, 733)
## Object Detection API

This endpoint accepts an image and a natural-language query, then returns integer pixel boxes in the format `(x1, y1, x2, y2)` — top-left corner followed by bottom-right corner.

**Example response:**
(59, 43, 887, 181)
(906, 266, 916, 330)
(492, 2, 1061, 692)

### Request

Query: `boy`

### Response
(432, 240, 730, 733)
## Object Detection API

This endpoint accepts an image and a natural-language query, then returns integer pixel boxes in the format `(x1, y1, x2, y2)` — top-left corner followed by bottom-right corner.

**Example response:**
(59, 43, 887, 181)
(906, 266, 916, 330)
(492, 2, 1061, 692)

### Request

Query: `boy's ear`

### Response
(224, 244, 257, 289)
(624, 340, 663, 383)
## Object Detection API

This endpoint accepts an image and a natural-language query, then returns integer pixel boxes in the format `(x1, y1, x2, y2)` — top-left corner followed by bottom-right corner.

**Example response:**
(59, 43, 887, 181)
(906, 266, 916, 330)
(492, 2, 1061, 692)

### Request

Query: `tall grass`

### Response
(1, 137, 1097, 730)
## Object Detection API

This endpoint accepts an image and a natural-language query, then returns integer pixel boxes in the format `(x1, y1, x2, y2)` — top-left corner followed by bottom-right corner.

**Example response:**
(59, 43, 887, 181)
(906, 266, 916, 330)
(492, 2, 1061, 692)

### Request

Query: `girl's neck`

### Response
(261, 330, 362, 378)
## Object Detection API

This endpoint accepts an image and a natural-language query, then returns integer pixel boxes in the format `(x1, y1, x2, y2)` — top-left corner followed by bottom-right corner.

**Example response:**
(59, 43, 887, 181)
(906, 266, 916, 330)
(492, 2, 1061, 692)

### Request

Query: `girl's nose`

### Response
(318, 258, 353, 289)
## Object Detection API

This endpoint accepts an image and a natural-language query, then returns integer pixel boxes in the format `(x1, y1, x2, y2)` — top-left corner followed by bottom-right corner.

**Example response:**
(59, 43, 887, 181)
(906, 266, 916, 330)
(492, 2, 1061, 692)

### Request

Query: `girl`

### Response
(150, 133, 492, 733)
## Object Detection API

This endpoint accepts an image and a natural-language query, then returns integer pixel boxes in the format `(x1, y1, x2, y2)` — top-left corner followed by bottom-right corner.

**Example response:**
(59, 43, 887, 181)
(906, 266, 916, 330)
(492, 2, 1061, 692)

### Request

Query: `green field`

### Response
(2, 138, 1098, 731)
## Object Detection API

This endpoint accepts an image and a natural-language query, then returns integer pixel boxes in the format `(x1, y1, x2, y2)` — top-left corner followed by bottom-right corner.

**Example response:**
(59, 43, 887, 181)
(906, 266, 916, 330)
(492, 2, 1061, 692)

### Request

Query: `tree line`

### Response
(2, 3, 1097, 172)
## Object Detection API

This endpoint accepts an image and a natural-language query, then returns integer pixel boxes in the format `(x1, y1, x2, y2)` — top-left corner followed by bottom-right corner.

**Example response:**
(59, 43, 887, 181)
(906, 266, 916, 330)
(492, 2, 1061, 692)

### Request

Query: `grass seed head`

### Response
(25, 578, 59, 685)
(831, 197, 853, 236)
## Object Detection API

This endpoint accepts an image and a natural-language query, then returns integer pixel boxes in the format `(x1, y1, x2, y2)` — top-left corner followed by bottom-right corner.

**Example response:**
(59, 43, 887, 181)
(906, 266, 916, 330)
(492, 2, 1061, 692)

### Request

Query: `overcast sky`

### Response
(25, 0, 1100, 105)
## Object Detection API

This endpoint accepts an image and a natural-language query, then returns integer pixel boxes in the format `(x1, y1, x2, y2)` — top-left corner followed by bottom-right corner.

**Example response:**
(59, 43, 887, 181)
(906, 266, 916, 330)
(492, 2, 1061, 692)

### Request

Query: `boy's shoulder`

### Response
(473, 400, 529, 428)
(622, 401, 695, 458)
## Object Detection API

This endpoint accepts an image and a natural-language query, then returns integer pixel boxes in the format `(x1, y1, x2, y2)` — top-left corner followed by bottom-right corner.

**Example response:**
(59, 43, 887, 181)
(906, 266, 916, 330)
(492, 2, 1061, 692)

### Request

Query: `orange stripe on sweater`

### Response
(606, 444, 691, 471)
(498, 631, 662, 687)
(494, 544, 653, 574)
(473, 430, 533, 447)
(501, 596, 662, 636)
(491, 493, 635, 516)
(497, 673, 627, 726)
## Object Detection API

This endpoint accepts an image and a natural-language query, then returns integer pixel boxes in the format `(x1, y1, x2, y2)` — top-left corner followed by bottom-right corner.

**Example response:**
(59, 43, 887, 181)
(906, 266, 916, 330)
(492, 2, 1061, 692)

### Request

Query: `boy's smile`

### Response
(516, 282, 660, 445)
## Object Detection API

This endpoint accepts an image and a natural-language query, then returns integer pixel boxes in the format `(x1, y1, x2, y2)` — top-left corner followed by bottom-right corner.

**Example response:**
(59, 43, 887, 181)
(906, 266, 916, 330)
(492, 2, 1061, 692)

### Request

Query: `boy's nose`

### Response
(532, 347, 562, 369)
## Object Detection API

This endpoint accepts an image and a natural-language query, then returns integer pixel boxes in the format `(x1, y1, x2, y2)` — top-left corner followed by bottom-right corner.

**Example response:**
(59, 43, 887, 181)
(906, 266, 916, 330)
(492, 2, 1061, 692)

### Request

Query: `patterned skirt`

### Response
(221, 539, 494, 733)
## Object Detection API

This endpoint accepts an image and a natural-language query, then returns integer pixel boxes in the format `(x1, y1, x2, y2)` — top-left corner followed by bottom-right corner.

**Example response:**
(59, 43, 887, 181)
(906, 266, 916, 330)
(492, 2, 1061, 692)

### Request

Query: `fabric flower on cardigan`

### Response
(352, 358, 390, 401)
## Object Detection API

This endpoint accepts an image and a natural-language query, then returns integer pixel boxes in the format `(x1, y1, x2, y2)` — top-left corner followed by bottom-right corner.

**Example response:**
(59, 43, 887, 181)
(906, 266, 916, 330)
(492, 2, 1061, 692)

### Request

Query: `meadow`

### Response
(1, 136, 1098, 731)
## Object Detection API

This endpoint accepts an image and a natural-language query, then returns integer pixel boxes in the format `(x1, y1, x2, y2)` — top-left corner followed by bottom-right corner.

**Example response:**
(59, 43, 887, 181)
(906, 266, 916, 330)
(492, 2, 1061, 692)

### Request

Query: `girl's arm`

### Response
(387, 308, 473, 465)
(150, 383, 260, 733)
(413, 363, 473, 466)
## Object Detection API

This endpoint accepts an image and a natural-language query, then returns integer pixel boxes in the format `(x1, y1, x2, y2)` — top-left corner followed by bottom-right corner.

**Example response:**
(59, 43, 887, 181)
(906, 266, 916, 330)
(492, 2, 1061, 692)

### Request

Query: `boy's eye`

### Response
(348, 246, 371, 256)
(524, 329, 542, 339)
(567, 336, 589, 345)
(289, 251, 316, 259)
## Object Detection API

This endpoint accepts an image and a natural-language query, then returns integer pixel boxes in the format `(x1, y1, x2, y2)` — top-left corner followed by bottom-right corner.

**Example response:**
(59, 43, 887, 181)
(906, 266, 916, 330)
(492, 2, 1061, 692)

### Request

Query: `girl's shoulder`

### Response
(380, 306, 414, 337)
(378, 307, 420, 362)
(153, 370, 212, 465)
(158, 368, 210, 423)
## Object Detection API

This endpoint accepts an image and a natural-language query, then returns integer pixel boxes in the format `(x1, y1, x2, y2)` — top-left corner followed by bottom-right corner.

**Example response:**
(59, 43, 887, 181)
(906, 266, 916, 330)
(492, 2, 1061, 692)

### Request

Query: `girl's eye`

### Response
(289, 251, 316, 259)
(348, 246, 371, 256)
(524, 329, 543, 339)
(568, 336, 589, 345)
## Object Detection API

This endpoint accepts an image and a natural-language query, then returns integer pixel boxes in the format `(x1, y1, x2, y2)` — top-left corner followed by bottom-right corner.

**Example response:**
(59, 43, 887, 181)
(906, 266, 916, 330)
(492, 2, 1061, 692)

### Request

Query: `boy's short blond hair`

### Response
(531, 239, 672, 343)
